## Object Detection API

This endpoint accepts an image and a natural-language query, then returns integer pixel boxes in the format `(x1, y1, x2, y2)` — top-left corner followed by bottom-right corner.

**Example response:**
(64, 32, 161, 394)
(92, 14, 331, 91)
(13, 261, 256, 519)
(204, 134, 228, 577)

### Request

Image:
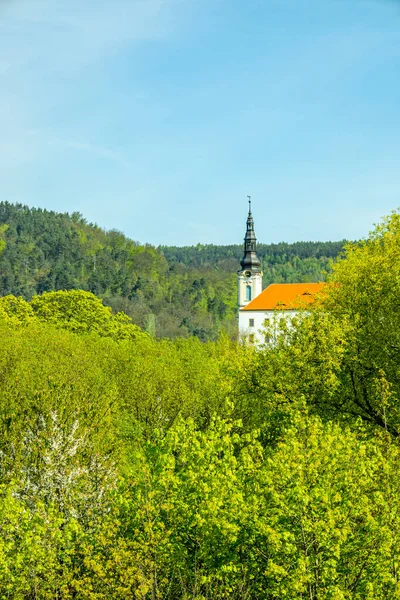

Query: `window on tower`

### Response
(249, 318, 254, 327)
(246, 285, 252, 301)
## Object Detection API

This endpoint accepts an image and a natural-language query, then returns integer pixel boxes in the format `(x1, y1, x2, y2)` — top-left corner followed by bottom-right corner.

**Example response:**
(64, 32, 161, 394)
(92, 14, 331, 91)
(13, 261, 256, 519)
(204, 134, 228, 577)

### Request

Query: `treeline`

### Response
(160, 239, 345, 265)
(0, 210, 399, 598)
(0, 202, 345, 340)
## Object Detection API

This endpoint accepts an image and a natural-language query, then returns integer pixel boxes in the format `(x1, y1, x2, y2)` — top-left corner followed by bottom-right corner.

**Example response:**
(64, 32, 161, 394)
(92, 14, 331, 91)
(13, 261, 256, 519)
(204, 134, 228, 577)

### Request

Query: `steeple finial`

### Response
(247, 195, 251, 214)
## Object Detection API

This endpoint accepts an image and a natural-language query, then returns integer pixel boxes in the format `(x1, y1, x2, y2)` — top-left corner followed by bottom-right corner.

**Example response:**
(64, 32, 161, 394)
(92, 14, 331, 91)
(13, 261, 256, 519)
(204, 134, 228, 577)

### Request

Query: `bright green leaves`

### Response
(0, 223, 8, 257)
(0, 319, 121, 492)
(0, 295, 35, 324)
(324, 211, 400, 435)
(248, 209, 400, 437)
(0, 289, 147, 340)
(30, 290, 146, 340)
(1, 208, 400, 597)
(65, 415, 400, 599)
(0, 489, 71, 598)
(255, 417, 400, 599)
(119, 417, 263, 598)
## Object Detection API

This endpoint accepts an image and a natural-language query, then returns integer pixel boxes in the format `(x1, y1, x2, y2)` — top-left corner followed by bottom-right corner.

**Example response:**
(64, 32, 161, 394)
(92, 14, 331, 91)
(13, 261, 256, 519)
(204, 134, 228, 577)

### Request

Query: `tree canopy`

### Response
(0, 201, 344, 341)
(0, 206, 399, 598)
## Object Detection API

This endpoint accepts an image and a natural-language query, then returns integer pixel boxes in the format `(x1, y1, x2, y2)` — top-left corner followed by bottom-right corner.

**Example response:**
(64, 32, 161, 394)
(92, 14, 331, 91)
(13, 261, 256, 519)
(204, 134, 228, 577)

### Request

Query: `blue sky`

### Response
(0, 0, 399, 245)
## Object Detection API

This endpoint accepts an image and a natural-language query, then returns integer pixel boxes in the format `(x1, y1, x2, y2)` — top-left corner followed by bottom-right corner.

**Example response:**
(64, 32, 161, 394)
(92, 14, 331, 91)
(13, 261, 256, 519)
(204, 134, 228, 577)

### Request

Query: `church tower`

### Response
(238, 198, 263, 309)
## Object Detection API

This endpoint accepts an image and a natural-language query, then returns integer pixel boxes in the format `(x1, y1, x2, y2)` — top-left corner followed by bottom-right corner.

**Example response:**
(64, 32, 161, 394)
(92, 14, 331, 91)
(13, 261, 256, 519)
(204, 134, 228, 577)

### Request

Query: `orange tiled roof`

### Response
(241, 283, 326, 311)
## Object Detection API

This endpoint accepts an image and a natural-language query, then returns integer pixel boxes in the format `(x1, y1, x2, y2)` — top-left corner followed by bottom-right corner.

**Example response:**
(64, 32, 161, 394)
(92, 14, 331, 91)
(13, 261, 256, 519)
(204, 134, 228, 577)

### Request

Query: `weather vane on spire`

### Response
(247, 195, 251, 213)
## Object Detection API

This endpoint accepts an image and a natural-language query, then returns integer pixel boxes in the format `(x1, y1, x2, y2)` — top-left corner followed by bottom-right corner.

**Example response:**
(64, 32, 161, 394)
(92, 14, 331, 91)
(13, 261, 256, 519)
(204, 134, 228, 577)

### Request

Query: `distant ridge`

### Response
(0, 201, 346, 341)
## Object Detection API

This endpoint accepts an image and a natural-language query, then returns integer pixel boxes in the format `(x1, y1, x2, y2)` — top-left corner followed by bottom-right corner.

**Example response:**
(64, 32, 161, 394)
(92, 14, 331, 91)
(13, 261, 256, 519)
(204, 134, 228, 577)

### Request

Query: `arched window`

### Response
(246, 285, 252, 301)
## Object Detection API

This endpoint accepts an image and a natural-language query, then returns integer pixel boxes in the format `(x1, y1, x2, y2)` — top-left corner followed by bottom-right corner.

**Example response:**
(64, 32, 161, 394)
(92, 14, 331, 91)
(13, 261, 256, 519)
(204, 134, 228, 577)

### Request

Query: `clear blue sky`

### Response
(1, 0, 399, 246)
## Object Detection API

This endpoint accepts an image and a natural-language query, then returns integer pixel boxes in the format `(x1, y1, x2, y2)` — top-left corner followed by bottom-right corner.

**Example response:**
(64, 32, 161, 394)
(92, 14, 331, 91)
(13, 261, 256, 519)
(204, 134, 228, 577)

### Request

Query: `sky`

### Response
(0, 0, 399, 246)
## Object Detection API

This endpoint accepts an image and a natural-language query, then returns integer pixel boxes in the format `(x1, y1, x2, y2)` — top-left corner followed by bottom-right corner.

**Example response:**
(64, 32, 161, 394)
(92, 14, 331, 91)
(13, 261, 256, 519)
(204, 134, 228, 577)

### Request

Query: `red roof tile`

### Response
(241, 283, 326, 311)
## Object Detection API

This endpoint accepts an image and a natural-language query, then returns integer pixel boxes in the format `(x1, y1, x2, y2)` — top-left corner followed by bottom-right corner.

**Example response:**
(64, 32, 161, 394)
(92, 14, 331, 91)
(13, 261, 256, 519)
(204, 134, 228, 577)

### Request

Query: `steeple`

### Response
(240, 196, 261, 272)
(237, 197, 263, 311)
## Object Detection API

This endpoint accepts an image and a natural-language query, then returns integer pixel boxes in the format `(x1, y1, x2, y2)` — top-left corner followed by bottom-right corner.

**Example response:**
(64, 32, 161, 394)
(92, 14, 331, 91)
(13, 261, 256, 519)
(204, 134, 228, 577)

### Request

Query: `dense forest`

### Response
(0, 202, 346, 340)
(0, 208, 399, 598)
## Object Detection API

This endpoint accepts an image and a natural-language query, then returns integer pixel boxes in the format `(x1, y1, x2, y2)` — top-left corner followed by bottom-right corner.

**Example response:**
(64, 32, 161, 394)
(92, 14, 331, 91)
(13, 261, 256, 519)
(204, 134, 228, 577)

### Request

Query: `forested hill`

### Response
(0, 201, 346, 340)
(0, 210, 399, 597)
(161, 241, 344, 265)
(160, 240, 346, 280)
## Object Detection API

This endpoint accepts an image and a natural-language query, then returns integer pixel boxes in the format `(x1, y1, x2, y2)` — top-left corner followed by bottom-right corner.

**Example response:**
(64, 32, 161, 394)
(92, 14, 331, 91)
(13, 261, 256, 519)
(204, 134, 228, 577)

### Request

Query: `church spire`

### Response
(240, 196, 261, 272)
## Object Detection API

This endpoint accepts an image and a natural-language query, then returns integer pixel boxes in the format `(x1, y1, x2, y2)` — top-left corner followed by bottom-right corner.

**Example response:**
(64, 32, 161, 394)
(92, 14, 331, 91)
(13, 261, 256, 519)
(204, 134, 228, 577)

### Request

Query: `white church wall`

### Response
(237, 273, 263, 309)
(239, 309, 300, 347)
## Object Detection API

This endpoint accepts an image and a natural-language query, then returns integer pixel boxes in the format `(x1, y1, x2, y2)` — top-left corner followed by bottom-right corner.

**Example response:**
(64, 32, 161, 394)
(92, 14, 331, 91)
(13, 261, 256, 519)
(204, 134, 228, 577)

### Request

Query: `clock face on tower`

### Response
(244, 271, 251, 278)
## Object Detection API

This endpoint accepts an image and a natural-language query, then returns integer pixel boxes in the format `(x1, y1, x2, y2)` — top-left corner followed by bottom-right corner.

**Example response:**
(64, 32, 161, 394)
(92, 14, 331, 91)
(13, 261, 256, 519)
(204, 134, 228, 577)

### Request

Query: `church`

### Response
(238, 201, 325, 346)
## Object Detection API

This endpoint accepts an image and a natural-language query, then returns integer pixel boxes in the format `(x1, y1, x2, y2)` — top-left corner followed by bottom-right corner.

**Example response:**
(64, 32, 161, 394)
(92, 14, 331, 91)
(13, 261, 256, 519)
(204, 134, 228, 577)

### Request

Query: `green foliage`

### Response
(3, 413, 399, 598)
(0, 320, 120, 482)
(115, 417, 262, 598)
(30, 289, 145, 340)
(0, 294, 35, 324)
(323, 211, 400, 435)
(253, 210, 400, 437)
(0, 201, 344, 341)
(0, 206, 400, 597)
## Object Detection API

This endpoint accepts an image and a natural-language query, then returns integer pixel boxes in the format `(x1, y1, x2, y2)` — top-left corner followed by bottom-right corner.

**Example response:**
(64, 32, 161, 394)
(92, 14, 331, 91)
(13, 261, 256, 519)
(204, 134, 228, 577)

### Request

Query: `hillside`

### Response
(0, 210, 399, 597)
(0, 201, 346, 340)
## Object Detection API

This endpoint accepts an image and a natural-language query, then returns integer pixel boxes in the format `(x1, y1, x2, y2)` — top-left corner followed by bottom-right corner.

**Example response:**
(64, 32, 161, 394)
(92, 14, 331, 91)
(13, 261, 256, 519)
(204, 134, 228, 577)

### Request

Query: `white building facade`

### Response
(239, 307, 299, 347)
(237, 203, 325, 346)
